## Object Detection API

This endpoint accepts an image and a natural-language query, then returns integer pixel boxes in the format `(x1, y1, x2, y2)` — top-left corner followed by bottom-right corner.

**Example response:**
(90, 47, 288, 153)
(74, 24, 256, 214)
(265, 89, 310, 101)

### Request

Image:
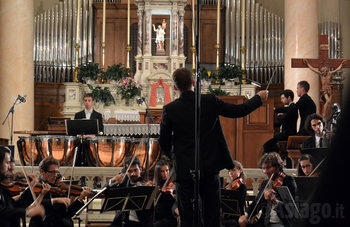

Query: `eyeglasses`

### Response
(46, 170, 60, 175)
(301, 164, 312, 169)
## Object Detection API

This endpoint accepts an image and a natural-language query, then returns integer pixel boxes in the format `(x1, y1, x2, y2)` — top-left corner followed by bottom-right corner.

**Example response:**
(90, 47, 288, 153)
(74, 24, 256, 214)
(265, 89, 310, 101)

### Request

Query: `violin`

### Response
(225, 177, 243, 191)
(271, 172, 286, 192)
(160, 180, 176, 198)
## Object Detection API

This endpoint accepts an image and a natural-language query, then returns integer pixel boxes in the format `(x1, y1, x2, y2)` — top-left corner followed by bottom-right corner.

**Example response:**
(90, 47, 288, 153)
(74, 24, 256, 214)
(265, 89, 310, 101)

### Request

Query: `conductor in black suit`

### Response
(159, 68, 268, 227)
(74, 93, 104, 134)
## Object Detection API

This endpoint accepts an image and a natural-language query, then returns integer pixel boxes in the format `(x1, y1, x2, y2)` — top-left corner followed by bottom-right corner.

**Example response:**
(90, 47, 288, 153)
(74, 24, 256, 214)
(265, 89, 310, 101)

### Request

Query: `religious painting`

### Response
(152, 14, 170, 56)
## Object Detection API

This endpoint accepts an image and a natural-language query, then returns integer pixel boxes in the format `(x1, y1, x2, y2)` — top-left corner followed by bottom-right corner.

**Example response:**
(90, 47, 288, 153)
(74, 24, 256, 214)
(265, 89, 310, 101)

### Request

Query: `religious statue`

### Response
(153, 22, 166, 54)
(303, 59, 347, 119)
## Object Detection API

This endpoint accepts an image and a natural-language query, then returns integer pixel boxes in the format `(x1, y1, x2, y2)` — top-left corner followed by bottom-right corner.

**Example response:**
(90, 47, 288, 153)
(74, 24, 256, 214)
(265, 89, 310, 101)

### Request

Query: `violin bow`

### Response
(265, 67, 278, 91)
(247, 173, 274, 223)
(308, 158, 325, 177)
(17, 147, 37, 200)
(67, 146, 78, 198)
(154, 168, 174, 206)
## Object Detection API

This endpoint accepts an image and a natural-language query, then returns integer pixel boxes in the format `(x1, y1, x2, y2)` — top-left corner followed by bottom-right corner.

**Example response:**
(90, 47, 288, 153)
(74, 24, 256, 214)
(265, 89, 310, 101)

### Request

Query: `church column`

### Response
(137, 9, 143, 56)
(178, 9, 185, 57)
(284, 0, 319, 111)
(171, 7, 178, 56)
(0, 0, 34, 144)
(144, 9, 151, 56)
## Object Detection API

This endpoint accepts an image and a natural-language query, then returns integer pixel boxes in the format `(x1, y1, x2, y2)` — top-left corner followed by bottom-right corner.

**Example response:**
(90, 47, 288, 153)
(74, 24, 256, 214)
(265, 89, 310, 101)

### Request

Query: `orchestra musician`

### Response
(222, 160, 247, 227)
(302, 113, 331, 148)
(153, 159, 178, 227)
(108, 156, 153, 227)
(159, 68, 268, 227)
(238, 152, 297, 227)
(296, 154, 318, 177)
(0, 146, 45, 227)
(29, 156, 92, 227)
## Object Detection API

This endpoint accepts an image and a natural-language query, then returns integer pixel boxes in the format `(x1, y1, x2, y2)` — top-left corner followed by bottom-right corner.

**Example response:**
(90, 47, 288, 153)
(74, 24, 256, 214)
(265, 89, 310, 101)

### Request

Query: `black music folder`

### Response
(300, 147, 329, 164)
(101, 186, 159, 213)
(65, 119, 99, 136)
(220, 189, 245, 216)
(294, 177, 319, 202)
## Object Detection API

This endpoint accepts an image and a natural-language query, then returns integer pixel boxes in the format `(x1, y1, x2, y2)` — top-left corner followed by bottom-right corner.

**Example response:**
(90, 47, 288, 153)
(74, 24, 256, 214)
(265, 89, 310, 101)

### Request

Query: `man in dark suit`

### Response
(108, 156, 153, 227)
(74, 93, 104, 134)
(0, 147, 45, 227)
(159, 68, 268, 227)
(295, 81, 316, 135)
(302, 113, 330, 148)
(263, 89, 298, 153)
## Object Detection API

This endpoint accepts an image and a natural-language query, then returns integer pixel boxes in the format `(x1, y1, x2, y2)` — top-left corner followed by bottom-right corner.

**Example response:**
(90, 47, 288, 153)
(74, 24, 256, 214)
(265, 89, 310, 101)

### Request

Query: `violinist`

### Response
(238, 152, 296, 227)
(0, 146, 45, 227)
(296, 154, 318, 177)
(108, 156, 153, 227)
(222, 160, 247, 227)
(153, 160, 178, 227)
(29, 156, 92, 227)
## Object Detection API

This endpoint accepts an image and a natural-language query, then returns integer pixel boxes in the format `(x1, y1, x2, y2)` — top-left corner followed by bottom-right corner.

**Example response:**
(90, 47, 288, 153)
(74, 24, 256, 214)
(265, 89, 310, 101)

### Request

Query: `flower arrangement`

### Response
(87, 84, 115, 106)
(116, 77, 142, 100)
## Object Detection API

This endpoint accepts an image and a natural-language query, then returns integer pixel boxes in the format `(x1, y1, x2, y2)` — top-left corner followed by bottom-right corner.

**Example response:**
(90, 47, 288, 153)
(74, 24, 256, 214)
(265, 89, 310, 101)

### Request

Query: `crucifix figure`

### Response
(292, 35, 350, 121)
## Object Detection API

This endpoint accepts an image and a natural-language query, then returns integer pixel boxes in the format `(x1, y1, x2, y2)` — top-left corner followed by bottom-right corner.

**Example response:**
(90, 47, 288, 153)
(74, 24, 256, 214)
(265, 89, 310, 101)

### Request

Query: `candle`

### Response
(217, 0, 220, 44)
(127, 0, 130, 45)
(192, 0, 195, 46)
(102, 0, 106, 43)
(241, 0, 245, 70)
(76, 0, 81, 44)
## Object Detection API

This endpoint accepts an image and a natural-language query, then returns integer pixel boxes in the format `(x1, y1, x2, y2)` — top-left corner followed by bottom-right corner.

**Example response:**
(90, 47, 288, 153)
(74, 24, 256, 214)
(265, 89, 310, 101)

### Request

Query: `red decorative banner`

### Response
(149, 79, 171, 107)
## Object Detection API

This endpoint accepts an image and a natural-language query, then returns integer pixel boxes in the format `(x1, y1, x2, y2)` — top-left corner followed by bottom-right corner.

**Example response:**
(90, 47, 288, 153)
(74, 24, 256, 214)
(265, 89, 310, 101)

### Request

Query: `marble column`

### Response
(0, 0, 34, 145)
(144, 9, 151, 56)
(137, 9, 143, 56)
(178, 9, 184, 56)
(284, 0, 319, 112)
(171, 8, 178, 56)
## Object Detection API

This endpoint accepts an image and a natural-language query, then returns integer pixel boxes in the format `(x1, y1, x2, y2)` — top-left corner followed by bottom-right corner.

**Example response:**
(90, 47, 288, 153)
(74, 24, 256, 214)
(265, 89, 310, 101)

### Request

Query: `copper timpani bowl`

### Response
(36, 135, 79, 166)
(86, 136, 133, 167)
(17, 136, 41, 166)
(131, 138, 161, 170)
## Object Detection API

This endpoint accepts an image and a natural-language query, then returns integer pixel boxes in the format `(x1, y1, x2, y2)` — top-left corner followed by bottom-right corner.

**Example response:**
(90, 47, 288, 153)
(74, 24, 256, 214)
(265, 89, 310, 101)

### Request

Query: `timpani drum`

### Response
(131, 138, 161, 170)
(17, 136, 41, 166)
(86, 136, 133, 167)
(36, 135, 79, 166)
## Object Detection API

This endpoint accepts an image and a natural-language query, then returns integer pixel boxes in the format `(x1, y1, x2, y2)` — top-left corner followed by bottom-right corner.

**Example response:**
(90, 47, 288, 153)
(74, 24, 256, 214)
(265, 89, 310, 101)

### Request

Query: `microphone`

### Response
(18, 95, 27, 103)
(136, 96, 145, 105)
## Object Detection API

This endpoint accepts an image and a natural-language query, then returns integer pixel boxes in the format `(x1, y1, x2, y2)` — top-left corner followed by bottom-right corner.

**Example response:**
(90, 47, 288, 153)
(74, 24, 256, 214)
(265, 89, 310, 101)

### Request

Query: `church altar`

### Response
(104, 124, 160, 136)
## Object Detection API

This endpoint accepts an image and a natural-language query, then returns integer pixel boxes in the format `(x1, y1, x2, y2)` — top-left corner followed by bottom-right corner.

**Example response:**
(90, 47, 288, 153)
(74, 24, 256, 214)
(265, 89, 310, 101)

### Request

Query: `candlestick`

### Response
(127, 0, 130, 45)
(102, 0, 106, 43)
(76, 0, 81, 44)
(217, 0, 220, 44)
(241, 0, 246, 84)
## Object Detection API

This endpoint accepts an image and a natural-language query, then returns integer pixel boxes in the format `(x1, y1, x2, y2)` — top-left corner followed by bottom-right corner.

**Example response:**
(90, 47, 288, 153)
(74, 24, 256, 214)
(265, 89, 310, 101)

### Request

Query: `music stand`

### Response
(220, 189, 245, 216)
(300, 147, 329, 165)
(286, 136, 311, 167)
(101, 186, 159, 213)
(294, 177, 319, 203)
(276, 186, 302, 219)
(65, 119, 99, 136)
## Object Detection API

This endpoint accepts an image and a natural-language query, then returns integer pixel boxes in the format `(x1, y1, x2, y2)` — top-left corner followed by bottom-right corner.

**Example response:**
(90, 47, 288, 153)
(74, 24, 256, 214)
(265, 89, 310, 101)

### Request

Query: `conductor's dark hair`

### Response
(297, 154, 317, 176)
(298, 80, 310, 92)
(280, 89, 294, 101)
(304, 113, 325, 135)
(172, 68, 193, 92)
(39, 156, 60, 172)
(0, 146, 11, 165)
(123, 156, 141, 169)
(83, 93, 94, 100)
(258, 152, 284, 172)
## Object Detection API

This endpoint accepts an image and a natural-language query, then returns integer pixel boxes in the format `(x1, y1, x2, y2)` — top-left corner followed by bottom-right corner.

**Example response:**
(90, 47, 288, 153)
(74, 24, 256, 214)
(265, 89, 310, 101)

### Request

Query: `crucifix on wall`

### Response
(291, 35, 350, 120)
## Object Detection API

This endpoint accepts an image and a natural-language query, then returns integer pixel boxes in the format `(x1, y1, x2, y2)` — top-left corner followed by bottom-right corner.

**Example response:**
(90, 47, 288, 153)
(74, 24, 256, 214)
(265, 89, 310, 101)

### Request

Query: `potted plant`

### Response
(101, 63, 129, 83)
(217, 64, 242, 84)
(208, 85, 230, 96)
(116, 77, 142, 105)
(77, 62, 101, 83)
(87, 84, 115, 106)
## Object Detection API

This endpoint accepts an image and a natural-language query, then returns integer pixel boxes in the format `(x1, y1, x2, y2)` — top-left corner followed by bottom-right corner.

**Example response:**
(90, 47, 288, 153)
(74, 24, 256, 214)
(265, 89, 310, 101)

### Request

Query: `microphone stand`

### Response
(192, 0, 201, 226)
(2, 96, 21, 145)
(142, 97, 154, 181)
